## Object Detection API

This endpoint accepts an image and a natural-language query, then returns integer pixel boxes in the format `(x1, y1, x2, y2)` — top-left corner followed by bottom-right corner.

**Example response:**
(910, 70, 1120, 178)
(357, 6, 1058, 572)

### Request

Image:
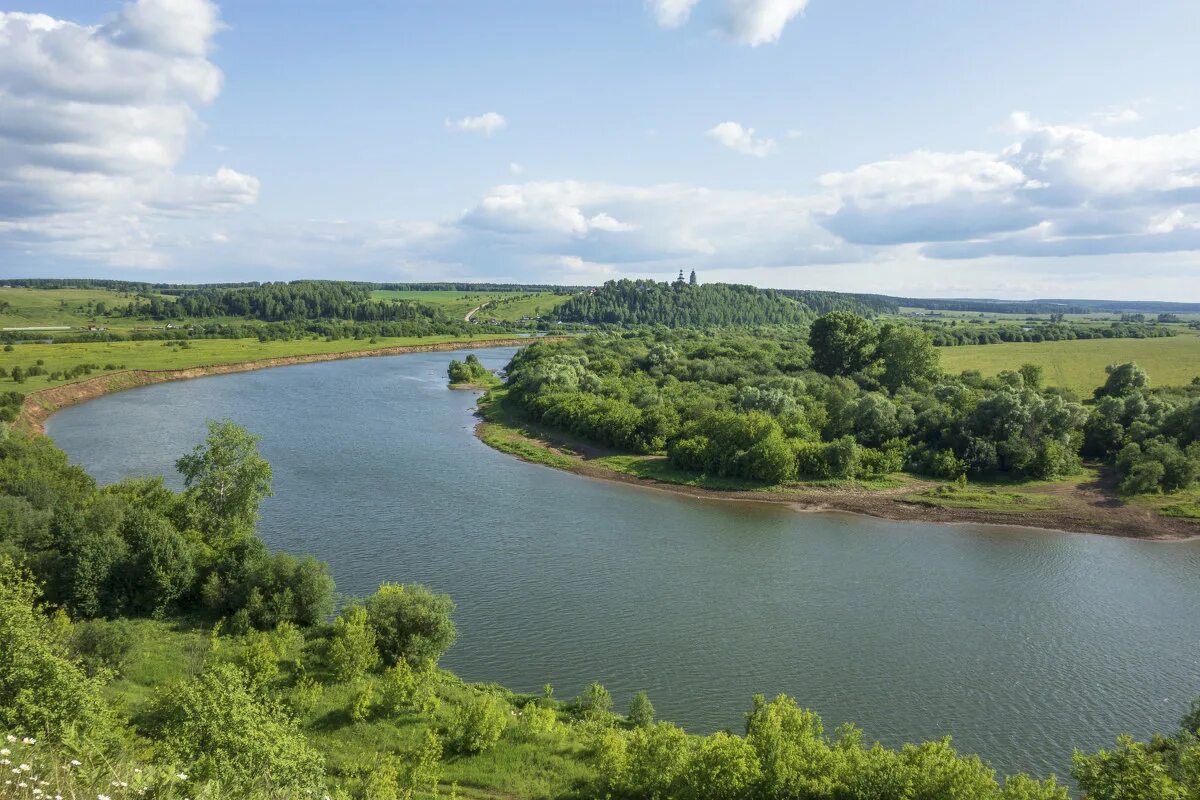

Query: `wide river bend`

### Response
(46, 346, 1200, 782)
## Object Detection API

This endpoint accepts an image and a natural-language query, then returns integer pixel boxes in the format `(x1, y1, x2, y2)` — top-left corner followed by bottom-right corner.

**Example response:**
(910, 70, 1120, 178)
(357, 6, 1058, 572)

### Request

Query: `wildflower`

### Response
(176, 772, 188, 780)
(98, 795, 111, 800)
(69, 760, 81, 767)
(4, 735, 15, 743)
(0, 759, 8, 766)
(20, 763, 31, 771)
(18, 781, 27, 788)
(0, 748, 8, 755)
(21, 737, 35, 745)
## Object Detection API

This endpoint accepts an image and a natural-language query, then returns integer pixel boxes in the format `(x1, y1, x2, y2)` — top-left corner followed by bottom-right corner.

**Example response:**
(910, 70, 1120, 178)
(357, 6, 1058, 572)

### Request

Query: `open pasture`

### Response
(938, 332, 1200, 395)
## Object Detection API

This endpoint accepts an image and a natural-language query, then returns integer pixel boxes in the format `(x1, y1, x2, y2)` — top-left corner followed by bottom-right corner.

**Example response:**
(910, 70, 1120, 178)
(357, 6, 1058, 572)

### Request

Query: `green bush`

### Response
(70, 618, 139, 677)
(446, 692, 508, 753)
(149, 661, 324, 793)
(326, 605, 379, 682)
(364, 583, 457, 668)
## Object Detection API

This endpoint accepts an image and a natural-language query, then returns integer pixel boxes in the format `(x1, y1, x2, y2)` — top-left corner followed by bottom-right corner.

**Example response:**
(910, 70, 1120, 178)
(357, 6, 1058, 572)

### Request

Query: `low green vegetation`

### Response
(902, 484, 1059, 512)
(446, 354, 500, 388)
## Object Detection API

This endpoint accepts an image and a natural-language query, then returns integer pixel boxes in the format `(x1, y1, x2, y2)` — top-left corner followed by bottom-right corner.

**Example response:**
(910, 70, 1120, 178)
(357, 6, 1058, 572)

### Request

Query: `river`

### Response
(46, 346, 1200, 782)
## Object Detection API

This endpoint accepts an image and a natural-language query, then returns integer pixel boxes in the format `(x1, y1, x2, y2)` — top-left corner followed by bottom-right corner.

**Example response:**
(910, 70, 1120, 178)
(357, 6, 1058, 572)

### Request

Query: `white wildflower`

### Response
(177, 772, 188, 780)
(21, 737, 35, 745)
(69, 760, 81, 767)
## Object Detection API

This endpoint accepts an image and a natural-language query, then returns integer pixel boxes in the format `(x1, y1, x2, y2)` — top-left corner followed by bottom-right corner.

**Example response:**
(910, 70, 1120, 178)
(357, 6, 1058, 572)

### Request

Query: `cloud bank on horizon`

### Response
(1, 0, 1198, 300)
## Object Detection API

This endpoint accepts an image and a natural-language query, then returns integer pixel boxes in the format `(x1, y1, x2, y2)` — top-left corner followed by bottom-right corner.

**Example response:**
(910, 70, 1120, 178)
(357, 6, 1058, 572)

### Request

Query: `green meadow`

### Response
(0, 333, 519, 391)
(0, 286, 175, 331)
(938, 332, 1200, 395)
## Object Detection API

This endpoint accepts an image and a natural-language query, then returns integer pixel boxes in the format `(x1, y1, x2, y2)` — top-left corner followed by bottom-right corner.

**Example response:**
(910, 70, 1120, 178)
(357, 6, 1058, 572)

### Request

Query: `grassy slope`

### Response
(0, 334, 519, 391)
(0, 287, 174, 331)
(371, 290, 573, 322)
(111, 620, 595, 799)
(938, 332, 1200, 395)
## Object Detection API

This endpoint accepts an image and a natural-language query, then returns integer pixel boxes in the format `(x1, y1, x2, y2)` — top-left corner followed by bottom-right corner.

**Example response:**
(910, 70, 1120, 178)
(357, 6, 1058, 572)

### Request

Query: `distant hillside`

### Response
(552, 279, 866, 326)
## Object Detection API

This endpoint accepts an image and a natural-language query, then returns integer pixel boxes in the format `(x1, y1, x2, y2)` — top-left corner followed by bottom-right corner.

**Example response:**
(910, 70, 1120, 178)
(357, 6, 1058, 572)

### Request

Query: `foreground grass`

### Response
(1130, 487, 1200, 520)
(938, 333, 1200, 396)
(0, 333, 520, 391)
(107, 619, 593, 799)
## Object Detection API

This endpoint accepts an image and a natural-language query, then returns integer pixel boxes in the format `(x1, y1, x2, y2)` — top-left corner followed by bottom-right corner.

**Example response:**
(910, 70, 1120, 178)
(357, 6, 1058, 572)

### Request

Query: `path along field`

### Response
(0, 333, 520, 392)
(938, 332, 1200, 395)
(370, 289, 571, 322)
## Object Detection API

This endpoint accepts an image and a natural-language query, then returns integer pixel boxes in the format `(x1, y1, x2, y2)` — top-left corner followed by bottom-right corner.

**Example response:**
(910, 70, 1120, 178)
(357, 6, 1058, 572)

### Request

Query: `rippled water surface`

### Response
(47, 347, 1200, 781)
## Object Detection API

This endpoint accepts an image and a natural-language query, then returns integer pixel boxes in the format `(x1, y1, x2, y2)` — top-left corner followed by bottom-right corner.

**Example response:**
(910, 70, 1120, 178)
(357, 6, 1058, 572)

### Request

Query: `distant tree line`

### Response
(918, 320, 1174, 346)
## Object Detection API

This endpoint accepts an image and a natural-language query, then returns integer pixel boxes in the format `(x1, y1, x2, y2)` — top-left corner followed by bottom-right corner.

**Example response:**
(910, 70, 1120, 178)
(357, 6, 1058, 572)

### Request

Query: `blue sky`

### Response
(3, 0, 1200, 298)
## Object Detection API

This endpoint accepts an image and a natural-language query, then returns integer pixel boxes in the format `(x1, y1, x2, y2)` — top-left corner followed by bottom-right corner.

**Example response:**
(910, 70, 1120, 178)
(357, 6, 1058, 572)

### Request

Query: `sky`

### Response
(2, 0, 1200, 299)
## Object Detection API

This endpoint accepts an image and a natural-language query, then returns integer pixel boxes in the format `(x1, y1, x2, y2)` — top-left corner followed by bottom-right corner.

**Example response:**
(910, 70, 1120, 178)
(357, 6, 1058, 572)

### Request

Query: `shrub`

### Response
(349, 680, 375, 723)
(447, 692, 508, 753)
(364, 583, 457, 667)
(579, 681, 614, 722)
(149, 661, 324, 793)
(326, 605, 379, 682)
(519, 700, 562, 740)
(70, 618, 139, 677)
(629, 689, 655, 728)
(0, 558, 112, 741)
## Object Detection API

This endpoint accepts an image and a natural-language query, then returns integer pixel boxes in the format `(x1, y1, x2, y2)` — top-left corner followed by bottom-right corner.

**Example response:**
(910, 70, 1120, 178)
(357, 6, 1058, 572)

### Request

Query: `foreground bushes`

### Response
(594, 694, 1070, 800)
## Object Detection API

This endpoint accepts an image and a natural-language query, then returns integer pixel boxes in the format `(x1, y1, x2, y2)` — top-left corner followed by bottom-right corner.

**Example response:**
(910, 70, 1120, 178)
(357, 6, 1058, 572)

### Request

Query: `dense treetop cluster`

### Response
(552, 279, 824, 326)
(503, 313, 1200, 490)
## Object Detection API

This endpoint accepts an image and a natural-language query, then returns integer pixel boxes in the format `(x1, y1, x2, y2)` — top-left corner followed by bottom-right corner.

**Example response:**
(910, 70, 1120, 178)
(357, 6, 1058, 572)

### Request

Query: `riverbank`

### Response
(17, 336, 556, 434)
(474, 390, 1200, 540)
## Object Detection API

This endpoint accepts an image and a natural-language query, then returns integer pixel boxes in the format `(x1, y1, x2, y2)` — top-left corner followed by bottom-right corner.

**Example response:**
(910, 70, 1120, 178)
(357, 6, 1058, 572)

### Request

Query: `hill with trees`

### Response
(552, 279, 850, 326)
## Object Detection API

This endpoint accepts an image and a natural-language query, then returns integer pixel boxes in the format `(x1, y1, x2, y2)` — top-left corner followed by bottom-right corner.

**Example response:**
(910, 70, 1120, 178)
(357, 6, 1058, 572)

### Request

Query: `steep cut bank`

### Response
(18, 336, 563, 434)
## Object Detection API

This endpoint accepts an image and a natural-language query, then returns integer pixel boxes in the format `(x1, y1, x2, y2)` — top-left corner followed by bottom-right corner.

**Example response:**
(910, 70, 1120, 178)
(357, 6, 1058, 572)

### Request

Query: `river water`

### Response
(46, 346, 1200, 782)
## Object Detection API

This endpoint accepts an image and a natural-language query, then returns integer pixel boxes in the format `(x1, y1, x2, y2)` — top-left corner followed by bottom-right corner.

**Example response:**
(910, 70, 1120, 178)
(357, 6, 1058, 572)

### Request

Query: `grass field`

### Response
(0, 286, 173, 331)
(371, 290, 572, 322)
(0, 333, 520, 391)
(938, 332, 1200, 395)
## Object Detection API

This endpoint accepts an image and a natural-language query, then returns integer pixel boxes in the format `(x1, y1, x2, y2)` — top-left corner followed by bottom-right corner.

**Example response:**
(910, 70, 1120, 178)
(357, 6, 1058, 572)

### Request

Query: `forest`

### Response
(502, 313, 1200, 493)
(552, 279, 822, 326)
(2, 415, 1198, 799)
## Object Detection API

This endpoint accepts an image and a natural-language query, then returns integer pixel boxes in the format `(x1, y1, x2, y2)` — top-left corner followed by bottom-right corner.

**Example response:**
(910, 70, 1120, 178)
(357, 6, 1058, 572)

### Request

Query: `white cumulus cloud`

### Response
(446, 112, 507, 136)
(0, 0, 258, 266)
(707, 121, 777, 157)
(646, 0, 701, 28)
(725, 0, 810, 46)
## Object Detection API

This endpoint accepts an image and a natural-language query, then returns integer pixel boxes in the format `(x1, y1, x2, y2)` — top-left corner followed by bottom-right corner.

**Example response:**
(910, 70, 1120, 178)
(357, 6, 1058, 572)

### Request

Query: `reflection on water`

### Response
(47, 347, 1200, 781)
